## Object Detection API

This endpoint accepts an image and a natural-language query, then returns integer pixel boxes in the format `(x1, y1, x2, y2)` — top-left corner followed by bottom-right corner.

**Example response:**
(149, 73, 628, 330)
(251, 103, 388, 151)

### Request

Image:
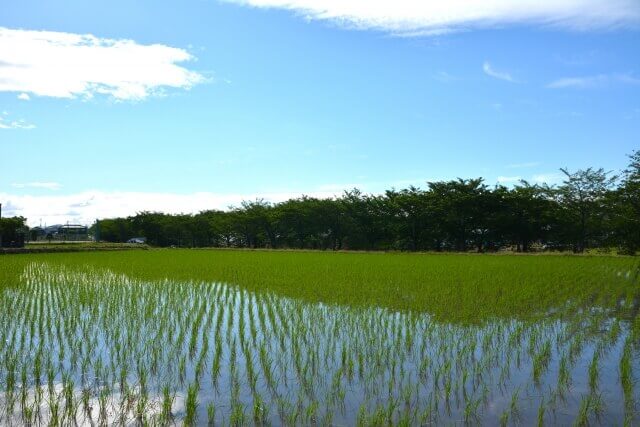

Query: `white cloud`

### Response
(483, 61, 515, 83)
(497, 176, 522, 184)
(0, 27, 205, 101)
(0, 113, 35, 130)
(224, 0, 640, 35)
(17, 93, 30, 101)
(547, 73, 640, 89)
(532, 172, 564, 184)
(11, 182, 61, 190)
(0, 189, 355, 226)
(315, 183, 363, 192)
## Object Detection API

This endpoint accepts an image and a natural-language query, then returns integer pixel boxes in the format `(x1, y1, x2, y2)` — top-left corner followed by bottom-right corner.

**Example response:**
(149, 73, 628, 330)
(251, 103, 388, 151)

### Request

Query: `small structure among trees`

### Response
(56, 224, 89, 241)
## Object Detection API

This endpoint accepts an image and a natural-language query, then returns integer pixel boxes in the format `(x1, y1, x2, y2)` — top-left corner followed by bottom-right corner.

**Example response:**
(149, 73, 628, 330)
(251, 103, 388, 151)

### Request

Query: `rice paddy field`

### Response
(0, 250, 639, 426)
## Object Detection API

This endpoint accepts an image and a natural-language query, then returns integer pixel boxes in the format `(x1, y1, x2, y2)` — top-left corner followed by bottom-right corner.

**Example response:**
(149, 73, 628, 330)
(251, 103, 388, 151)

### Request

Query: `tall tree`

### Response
(610, 151, 640, 254)
(556, 168, 617, 252)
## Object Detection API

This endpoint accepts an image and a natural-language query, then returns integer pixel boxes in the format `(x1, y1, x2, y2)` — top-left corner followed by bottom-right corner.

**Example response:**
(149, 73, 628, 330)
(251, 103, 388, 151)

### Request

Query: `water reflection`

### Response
(0, 263, 637, 425)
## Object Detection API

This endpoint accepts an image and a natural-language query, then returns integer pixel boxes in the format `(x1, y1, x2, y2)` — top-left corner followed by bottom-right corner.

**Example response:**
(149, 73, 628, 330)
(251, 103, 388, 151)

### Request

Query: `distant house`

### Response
(127, 237, 147, 244)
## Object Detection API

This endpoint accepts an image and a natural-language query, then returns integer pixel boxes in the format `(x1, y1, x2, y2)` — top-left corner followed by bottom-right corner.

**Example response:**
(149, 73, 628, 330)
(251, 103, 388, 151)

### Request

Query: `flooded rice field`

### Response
(1, 262, 639, 425)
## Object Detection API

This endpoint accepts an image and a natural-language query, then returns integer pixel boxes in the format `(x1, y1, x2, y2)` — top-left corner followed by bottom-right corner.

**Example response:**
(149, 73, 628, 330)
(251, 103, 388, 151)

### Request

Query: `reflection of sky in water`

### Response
(1, 384, 186, 426)
(0, 263, 637, 425)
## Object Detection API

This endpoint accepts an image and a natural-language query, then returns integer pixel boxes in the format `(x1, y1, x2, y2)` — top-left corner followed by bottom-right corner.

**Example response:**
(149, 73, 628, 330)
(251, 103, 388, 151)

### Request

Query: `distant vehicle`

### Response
(127, 237, 147, 244)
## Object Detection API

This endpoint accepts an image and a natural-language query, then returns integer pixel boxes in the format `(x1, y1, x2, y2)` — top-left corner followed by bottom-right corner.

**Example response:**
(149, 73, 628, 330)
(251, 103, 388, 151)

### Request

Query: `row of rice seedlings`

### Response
(0, 262, 638, 425)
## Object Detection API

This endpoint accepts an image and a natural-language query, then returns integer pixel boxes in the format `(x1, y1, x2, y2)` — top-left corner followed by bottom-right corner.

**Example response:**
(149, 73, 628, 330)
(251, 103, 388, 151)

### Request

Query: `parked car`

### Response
(127, 237, 147, 244)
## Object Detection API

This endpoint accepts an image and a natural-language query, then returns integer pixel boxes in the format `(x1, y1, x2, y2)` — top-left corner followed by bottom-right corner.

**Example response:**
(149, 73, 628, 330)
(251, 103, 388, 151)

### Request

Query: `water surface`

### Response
(0, 263, 638, 425)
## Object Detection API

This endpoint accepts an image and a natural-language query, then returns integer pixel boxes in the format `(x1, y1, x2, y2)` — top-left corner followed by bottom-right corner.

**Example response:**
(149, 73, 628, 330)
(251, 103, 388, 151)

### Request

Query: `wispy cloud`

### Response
(497, 176, 522, 184)
(532, 172, 564, 184)
(11, 182, 61, 190)
(434, 71, 458, 82)
(224, 0, 640, 35)
(17, 93, 30, 101)
(483, 62, 516, 83)
(0, 112, 35, 130)
(0, 27, 205, 101)
(495, 172, 563, 186)
(547, 72, 640, 89)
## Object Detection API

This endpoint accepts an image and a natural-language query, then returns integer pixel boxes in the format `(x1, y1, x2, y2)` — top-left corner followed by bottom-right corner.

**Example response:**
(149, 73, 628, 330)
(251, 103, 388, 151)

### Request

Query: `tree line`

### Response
(93, 151, 640, 254)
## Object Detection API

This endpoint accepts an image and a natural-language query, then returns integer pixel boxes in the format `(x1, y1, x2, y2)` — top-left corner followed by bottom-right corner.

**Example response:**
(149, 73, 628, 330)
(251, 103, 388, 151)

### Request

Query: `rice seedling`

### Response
(532, 339, 552, 385)
(207, 402, 216, 426)
(160, 384, 174, 423)
(588, 350, 600, 393)
(499, 409, 509, 427)
(509, 387, 520, 420)
(230, 400, 246, 426)
(574, 393, 604, 426)
(184, 382, 199, 426)
(537, 399, 545, 427)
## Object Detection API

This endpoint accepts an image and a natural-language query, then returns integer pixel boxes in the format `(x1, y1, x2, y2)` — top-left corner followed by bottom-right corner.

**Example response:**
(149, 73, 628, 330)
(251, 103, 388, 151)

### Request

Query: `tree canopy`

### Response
(91, 152, 640, 254)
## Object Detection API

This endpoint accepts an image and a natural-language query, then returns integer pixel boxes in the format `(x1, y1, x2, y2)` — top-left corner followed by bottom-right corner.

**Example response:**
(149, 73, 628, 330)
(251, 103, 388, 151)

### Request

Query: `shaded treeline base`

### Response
(0, 242, 148, 255)
(95, 152, 640, 254)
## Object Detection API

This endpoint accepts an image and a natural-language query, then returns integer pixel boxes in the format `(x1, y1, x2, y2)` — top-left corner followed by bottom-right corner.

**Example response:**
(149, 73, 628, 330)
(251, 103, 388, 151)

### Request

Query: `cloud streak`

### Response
(224, 0, 640, 35)
(483, 61, 516, 82)
(11, 182, 62, 190)
(0, 112, 35, 130)
(532, 173, 564, 184)
(497, 176, 522, 184)
(547, 73, 640, 88)
(0, 27, 205, 100)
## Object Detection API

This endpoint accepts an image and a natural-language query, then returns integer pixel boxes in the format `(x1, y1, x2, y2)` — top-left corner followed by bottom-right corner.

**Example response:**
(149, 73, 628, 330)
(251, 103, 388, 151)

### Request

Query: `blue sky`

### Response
(1, 0, 639, 225)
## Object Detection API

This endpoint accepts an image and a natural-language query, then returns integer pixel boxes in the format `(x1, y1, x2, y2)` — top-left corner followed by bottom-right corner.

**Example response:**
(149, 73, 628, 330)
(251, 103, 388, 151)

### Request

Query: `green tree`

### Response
(0, 216, 28, 248)
(427, 178, 489, 251)
(385, 186, 429, 251)
(498, 182, 556, 252)
(555, 167, 617, 252)
(610, 151, 640, 254)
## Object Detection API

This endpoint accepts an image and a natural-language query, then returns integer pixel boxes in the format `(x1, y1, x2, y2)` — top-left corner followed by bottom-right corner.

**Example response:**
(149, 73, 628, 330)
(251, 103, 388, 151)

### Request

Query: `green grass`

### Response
(0, 249, 637, 322)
